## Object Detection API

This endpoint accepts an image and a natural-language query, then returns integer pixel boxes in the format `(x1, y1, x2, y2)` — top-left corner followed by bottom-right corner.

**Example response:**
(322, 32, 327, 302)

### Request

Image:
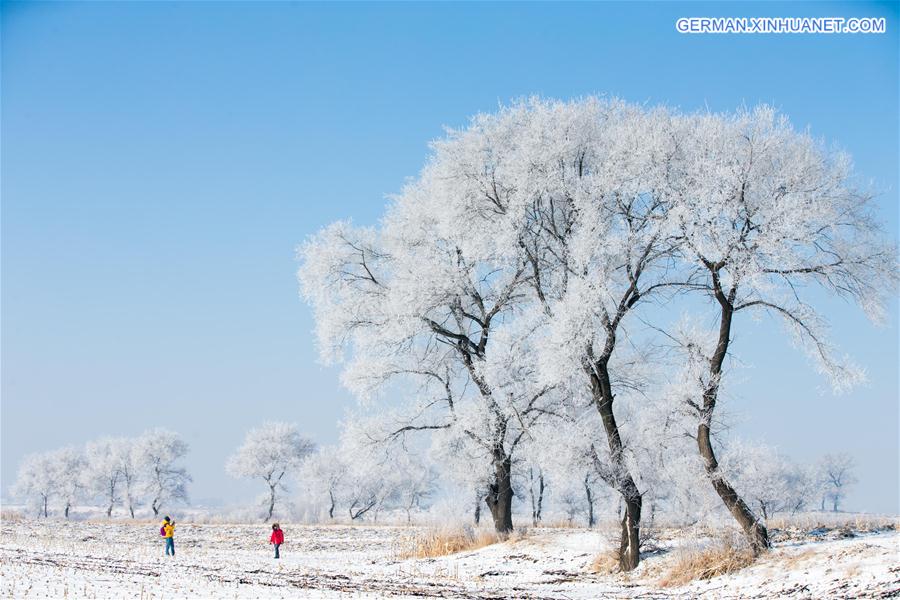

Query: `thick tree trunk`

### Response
(106, 501, 114, 518)
(619, 496, 641, 570)
(152, 500, 160, 517)
(484, 453, 514, 536)
(474, 495, 481, 525)
(589, 357, 642, 571)
(265, 484, 276, 522)
(699, 290, 769, 556)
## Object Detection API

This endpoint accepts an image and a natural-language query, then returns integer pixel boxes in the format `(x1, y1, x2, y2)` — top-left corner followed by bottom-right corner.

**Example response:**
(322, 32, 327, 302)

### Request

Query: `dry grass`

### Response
(775, 548, 818, 570)
(1, 508, 24, 522)
(658, 535, 755, 588)
(397, 526, 525, 559)
(591, 550, 621, 575)
(767, 513, 898, 532)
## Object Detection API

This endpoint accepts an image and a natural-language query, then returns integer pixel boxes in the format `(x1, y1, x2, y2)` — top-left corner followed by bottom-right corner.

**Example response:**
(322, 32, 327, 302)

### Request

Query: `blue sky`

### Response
(2, 1, 897, 512)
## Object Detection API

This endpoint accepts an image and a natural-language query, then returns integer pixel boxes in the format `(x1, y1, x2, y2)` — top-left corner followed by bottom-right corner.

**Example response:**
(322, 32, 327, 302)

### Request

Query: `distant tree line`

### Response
(13, 429, 190, 519)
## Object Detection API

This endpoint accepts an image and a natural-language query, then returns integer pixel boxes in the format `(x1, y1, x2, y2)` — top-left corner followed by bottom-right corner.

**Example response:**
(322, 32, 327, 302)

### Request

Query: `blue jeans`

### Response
(274, 543, 281, 559)
(165, 537, 175, 556)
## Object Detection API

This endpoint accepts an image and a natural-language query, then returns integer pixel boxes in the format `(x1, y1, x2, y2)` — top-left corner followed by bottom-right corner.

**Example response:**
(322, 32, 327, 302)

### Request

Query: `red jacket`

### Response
(270, 529, 284, 544)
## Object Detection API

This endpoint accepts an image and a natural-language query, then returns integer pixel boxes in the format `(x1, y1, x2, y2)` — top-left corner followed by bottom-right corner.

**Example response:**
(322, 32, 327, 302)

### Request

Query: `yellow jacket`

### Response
(162, 522, 175, 538)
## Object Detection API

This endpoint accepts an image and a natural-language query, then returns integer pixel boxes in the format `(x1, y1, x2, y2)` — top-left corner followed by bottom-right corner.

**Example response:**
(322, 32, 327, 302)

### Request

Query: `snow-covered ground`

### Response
(1, 518, 897, 598)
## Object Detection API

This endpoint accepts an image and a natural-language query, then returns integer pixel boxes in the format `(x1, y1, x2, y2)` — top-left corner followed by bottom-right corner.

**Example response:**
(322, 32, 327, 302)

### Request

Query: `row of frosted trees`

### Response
(231, 421, 858, 530)
(225, 422, 439, 524)
(13, 429, 190, 519)
(14, 420, 857, 528)
(298, 97, 897, 570)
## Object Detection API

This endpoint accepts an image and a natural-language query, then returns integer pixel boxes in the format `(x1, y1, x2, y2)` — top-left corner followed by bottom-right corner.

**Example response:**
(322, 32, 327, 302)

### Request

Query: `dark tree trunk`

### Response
(484, 453, 514, 536)
(584, 476, 595, 528)
(42, 495, 49, 518)
(349, 498, 376, 520)
(152, 500, 160, 517)
(265, 484, 276, 522)
(106, 502, 114, 518)
(474, 495, 481, 525)
(699, 288, 769, 556)
(536, 474, 544, 525)
(328, 490, 336, 519)
(64, 502, 70, 519)
(529, 468, 545, 527)
(589, 356, 642, 571)
(619, 496, 641, 570)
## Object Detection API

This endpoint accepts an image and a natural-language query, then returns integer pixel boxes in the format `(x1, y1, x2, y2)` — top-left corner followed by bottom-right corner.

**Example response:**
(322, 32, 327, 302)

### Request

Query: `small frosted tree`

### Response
(227, 422, 316, 521)
(135, 429, 191, 517)
(48, 447, 86, 519)
(722, 442, 814, 521)
(12, 452, 57, 517)
(110, 438, 142, 519)
(299, 445, 347, 519)
(84, 438, 126, 517)
(389, 453, 438, 524)
(817, 453, 858, 512)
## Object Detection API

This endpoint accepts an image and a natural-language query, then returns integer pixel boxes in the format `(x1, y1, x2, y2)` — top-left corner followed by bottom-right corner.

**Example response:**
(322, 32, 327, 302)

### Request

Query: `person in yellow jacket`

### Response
(161, 516, 175, 556)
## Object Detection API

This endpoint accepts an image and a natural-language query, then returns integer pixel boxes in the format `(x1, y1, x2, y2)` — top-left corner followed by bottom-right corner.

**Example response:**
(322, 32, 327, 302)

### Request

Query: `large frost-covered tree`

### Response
(409, 97, 695, 568)
(668, 106, 897, 554)
(299, 96, 896, 560)
(227, 422, 316, 521)
(300, 203, 560, 535)
(134, 429, 192, 517)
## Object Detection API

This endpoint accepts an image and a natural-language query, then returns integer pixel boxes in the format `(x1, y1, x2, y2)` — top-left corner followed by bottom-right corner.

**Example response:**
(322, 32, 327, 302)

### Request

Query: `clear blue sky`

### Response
(2, 1, 897, 512)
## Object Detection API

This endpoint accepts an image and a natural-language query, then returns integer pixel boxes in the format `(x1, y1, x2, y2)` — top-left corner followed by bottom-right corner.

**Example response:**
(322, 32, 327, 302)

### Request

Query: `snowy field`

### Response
(1, 518, 898, 599)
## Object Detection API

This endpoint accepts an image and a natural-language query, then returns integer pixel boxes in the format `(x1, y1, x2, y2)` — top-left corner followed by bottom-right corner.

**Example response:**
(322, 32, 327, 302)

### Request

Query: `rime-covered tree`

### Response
(817, 453, 858, 512)
(134, 429, 191, 517)
(12, 452, 57, 517)
(226, 422, 315, 521)
(48, 447, 86, 518)
(390, 453, 439, 523)
(84, 438, 126, 517)
(401, 97, 688, 568)
(300, 207, 559, 535)
(299, 445, 347, 519)
(669, 107, 897, 553)
(109, 438, 142, 519)
(722, 442, 814, 521)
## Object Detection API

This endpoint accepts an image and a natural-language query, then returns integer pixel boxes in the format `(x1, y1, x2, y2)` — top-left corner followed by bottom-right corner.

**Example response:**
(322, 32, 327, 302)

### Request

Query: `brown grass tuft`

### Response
(397, 527, 507, 559)
(0, 509, 24, 522)
(591, 550, 620, 575)
(658, 536, 755, 587)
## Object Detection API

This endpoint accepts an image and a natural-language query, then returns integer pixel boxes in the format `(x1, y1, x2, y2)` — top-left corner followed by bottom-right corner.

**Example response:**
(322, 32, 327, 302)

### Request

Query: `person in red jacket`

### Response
(270, 523, 284, 559)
